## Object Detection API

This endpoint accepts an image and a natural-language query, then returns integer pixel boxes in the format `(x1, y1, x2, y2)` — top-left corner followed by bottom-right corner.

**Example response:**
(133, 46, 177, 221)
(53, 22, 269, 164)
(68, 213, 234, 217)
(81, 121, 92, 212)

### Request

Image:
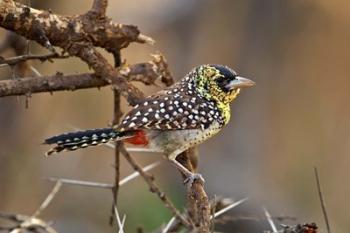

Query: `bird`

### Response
(44, 64, 255, 186)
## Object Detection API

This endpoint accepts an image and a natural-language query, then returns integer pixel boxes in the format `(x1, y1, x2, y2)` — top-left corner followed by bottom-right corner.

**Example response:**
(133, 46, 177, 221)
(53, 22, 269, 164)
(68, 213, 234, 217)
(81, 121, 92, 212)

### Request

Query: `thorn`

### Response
(263, 206, 278, 233)
(314, 166, 332, 233)
(137, 34, 155, 45)
(213, 197, 248, 219)
(162, 216, 176, 233)
(30, 66, 42, 77)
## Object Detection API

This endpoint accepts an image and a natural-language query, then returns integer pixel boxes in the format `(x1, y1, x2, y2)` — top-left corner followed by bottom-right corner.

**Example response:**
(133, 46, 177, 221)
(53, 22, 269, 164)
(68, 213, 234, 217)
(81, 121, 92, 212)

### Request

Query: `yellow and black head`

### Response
(193, 64, 255, 105)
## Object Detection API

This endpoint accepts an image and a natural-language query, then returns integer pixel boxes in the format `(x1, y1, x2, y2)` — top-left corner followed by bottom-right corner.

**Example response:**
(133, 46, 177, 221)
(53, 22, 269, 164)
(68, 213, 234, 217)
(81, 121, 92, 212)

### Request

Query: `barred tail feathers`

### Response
(44, 128, 131, 156)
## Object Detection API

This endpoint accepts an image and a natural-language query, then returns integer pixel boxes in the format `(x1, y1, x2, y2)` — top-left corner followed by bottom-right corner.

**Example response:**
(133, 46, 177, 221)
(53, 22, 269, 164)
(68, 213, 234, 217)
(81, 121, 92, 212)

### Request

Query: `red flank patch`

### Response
(124, 130, 149, 146)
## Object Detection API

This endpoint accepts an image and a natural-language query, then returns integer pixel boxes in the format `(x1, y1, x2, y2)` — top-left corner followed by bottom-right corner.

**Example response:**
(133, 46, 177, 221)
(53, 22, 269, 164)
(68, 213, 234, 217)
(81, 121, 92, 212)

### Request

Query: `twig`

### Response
(0, 53, 68, 67)
(314, 167, 331, 233)
(46, 161, 161, 189)
(47, 177, 113, 189)
(0, 57, 171, 98)
(109, 45, 122, 226)
(120, 144, 192, 229)
(263, 207, 278, 233)
(29, 66, 42, 77)
(213, 197, 248, 219)
(113, 205, 125, 233)
(161, 216, 176, 233)
(32, 181, 62, 218)
(119, 161, 161, 186)
(0, 0, 150, 53)
(0, 0, 149, 105)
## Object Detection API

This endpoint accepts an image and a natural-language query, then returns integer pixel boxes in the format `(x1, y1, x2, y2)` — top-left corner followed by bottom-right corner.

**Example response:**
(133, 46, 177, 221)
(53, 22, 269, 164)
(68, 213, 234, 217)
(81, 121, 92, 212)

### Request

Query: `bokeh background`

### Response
(0, 0, 349, 232)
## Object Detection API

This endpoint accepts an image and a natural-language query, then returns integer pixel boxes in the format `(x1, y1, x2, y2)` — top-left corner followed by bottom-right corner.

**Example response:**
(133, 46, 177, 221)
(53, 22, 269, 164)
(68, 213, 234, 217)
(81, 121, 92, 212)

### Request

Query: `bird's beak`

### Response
(225, 76, 255, 90)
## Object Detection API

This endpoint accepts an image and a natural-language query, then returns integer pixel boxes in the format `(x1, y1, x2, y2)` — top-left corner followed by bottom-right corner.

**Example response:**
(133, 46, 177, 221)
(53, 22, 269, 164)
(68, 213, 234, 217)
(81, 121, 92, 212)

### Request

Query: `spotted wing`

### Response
(116, 93, 223, 132)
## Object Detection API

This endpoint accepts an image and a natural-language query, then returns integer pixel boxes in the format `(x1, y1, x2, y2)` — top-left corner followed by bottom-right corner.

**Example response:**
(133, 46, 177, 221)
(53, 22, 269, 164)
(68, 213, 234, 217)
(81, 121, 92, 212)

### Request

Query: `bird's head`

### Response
(193, 64, 255, 105)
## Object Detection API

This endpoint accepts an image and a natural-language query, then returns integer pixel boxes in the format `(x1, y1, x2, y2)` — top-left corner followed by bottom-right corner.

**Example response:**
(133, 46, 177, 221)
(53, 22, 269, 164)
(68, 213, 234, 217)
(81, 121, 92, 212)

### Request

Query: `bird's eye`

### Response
(210, 65, 237, 92)
(215, 75, 234, 92)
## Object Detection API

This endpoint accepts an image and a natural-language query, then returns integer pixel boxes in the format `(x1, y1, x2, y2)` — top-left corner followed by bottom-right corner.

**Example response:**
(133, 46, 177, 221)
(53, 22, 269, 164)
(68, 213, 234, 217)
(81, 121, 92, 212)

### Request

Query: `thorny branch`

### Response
(110, 48, 122, 225)
(0, 0, 150, 105)
(0, 52, 68, 67)
(0, 55, 170, 97)
(177, 148, 211, 232)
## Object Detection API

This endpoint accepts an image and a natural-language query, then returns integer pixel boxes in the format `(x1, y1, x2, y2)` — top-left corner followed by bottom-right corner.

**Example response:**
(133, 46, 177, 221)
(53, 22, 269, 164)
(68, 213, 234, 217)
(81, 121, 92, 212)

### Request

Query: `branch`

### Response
(0, 52, 68, 67)
(46, 161, 161, 189)
(32, 181, 62, 218)
(0, 57, 170, 97)
(0, 0, 153, 105)
(0, 0, 151, 52)
(119, 144, 192, 230)
(110, 49, 122, 226)
(176, 148, 210, 232)
(314, 167, 332, 233)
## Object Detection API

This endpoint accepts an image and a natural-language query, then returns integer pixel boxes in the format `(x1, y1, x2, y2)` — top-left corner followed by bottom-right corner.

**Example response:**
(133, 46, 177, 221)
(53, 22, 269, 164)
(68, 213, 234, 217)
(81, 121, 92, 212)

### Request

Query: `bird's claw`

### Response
(184, 173, 205, 188)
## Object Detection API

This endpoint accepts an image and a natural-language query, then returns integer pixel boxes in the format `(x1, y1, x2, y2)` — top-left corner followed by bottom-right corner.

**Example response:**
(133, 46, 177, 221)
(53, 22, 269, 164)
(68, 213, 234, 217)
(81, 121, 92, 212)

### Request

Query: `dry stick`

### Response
(0, 53, 68, 67)
(0, 59, 169, 98)
(113, 205, 125, 233)
(32, 181, 62, 218)
(0, 0, 148, 105)
(314, 167, 331, 233)
(119, 144, 192, 229)
(0, 0, 151, 53)
(162, 216, 176, 233)
(46, 161, 161, 189)
(262, 207, 278, 233)
(110, 49, 122, 225)
(213, 197, 249, 219)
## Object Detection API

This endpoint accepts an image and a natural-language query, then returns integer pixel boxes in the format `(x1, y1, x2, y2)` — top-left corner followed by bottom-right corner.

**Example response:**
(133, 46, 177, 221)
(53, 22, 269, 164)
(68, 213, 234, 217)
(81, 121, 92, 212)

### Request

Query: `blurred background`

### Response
(0, 0, 349, 232)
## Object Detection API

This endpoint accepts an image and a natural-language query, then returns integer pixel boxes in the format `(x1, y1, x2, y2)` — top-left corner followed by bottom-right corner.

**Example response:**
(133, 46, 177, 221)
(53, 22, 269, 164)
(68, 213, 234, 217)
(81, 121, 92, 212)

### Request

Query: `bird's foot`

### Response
(183, 173, 205, 189)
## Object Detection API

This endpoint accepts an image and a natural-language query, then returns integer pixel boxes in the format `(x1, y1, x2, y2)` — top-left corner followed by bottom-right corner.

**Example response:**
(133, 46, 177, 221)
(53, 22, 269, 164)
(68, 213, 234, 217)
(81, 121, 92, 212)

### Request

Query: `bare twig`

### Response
(29, 65, 42, 77)
(120, 144, 192, 229)
(0, 53, 68, 67)
(109, 49, 123, 226)
(47, 177, 113, 189)
(213, 197, 248, 219)
(32, 181, 62, 218)
(314, 167, 331, 233)
(0, 0, 151, 52)
(0, 58, 170, 98)
(119, 161, 161, 186)
(113, 205, 125, 233)
(0, 0, 149, 105)
(46, 161, 161, 189)
(161, 216, 176, 233)
(263, 207, 278, 233)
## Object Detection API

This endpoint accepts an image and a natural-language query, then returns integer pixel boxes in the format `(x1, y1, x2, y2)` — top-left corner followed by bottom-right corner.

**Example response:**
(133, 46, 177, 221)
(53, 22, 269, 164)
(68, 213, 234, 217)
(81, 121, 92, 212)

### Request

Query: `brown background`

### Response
(0, 0, 349, 232)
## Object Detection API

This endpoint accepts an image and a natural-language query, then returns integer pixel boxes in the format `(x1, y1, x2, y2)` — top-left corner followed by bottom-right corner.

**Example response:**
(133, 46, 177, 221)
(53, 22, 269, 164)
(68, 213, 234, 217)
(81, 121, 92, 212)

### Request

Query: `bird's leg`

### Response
(169, 158, 205, 188)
